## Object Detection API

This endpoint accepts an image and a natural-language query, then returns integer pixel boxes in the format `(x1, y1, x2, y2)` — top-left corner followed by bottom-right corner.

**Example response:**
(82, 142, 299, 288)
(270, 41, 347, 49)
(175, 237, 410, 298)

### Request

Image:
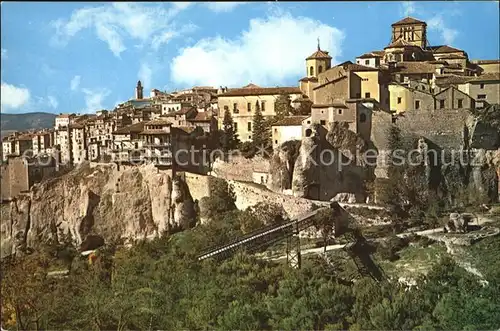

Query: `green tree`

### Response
(274, 93, 292, 120)
(252, 102, 268, 149)
(220, 108, 239, 152)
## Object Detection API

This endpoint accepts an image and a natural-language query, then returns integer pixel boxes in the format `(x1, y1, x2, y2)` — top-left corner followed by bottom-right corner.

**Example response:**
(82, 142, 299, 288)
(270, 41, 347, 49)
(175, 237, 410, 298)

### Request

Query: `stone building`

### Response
(299, 41, 332, 99)
(457, 73, 500, 108)
(271, 116, 309, 149)
(471, 59, 500, 74)
(306, 99, 375, 142)
(217, 84, 303, 143)
(111, 122, 145, 163)
(0, 155, 57, 201)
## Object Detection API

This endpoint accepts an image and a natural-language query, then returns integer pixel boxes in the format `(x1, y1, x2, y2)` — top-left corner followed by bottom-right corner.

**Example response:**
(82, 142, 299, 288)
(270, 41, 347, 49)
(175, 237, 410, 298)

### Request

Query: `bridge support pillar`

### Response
(286, 224, 301, 269)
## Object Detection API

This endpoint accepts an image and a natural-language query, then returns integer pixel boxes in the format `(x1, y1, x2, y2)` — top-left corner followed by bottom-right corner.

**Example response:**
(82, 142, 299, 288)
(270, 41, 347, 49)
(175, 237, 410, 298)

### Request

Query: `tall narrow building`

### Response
(135, 80, 144, 100)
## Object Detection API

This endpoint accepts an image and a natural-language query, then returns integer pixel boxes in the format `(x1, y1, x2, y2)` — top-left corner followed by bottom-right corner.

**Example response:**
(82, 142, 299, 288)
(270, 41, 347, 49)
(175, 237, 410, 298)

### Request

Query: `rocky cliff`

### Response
(269, 123, 371, 202)
(0, 162, 197, 258)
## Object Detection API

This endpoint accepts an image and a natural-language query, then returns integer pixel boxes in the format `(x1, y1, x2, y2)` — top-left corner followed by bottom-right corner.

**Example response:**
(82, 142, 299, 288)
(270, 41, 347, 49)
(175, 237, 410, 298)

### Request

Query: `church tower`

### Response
(135, 80, 144, 100)
(305, 38, 332, 78)
(391, 17, 427, 48)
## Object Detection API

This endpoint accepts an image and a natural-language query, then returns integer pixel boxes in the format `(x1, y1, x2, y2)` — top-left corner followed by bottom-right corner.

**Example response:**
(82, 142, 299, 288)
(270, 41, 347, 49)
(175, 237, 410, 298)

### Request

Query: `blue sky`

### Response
(1, 1, 499, 114)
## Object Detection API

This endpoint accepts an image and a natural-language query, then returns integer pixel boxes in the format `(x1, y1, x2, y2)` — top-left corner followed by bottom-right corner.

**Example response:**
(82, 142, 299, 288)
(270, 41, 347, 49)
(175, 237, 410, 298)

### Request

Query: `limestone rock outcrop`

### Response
(0, 162, 197, 258)
(268, 123, 370, 201)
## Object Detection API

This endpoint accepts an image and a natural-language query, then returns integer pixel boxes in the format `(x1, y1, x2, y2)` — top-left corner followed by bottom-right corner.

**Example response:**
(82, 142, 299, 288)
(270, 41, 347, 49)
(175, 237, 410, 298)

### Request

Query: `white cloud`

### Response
(51, 3, 195, 57)
(1, 81, 31, 111)
(1, 48, 6, 60)
(82, 88, 111, 113)
(401, 1, 416, 16)
(170, 12, 344, 87)
(204, 2, 246, 13)
(47, 96, 59, 109)
(427, 15, 458, 45)
(138, 63, 153, 90)
(70, 75, 81, 91)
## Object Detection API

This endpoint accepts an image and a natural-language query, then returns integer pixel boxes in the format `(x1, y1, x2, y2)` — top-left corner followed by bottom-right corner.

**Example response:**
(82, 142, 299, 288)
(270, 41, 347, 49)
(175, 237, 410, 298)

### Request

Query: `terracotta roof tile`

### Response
(188, 112, 212, 122)
(471, 59, 500, 65)
(427, 45, 464, 54)
(391, 16, 426, 26)
(467, 72, 500, 82)
(357, 51, 384, 59)
(112, 122, 145, 135)
(219, 86, 301, 97)
(272, 116, 309, 126)
(306, 49, 332, 60)
(145, 119, 173, 126)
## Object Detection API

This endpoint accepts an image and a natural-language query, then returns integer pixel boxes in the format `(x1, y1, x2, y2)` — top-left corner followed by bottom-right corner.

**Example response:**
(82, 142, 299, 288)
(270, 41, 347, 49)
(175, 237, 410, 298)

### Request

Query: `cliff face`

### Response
(269, 123, 371, 202)
(0, 162, 196, 258)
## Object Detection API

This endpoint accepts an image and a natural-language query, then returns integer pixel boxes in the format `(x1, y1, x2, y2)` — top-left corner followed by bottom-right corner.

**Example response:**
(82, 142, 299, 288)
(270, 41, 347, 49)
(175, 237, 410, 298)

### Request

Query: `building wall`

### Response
(15, 140, 33, 157)
(71, 128, 87, 164)
(355, 57, 380, 68)
(434, 87, 474, 110)
(458, 81, 500, 107)
(55, 129, 71, 165)
(389, 84, 434, 113)
(0, 164, 10, 200)
(477, 63, 500, 73)
(355, 71, 382, 101)
(313, 78, 349, 104)
(305, 58, 331, 78)
(391, 23, 426, 48)
(217, 93, 302, 143)
(2, 141, 13, 162)
(7, 158, 29, 199)
(271, 125, 303, 149)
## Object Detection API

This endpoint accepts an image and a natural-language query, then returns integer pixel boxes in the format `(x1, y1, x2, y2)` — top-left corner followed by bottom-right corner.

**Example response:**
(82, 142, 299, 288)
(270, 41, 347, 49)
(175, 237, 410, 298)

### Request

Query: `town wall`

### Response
(394, 108, 469, 149)
(211, 155, 270, 182)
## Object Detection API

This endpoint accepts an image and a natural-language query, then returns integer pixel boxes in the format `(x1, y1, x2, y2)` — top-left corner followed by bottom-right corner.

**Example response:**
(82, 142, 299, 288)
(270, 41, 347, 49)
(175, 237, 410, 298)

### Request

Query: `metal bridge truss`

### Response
(197, 203, 343, 267)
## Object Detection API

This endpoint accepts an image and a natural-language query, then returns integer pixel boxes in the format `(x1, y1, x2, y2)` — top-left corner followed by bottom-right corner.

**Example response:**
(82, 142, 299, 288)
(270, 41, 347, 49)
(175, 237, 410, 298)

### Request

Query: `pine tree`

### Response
(274, 93, 291, 120)
(252, 102, 268, 149)
(220, 108, 239, 152)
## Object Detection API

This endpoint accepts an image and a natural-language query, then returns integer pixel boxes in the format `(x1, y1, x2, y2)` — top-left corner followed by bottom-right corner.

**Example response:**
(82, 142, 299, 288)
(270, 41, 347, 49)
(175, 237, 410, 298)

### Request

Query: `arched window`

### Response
(309, 66, 314, 76)
(305, 128, 312, 137)
(318, 65, 323, 74)
(359, 113, 367, 123)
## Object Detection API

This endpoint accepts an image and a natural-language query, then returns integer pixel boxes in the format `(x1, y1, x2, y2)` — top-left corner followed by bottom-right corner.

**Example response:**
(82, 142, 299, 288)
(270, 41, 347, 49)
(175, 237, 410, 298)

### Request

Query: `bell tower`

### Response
(391, 17, 427, 48)
(305, 38, 332, 78)
(135, 80, 143, 100)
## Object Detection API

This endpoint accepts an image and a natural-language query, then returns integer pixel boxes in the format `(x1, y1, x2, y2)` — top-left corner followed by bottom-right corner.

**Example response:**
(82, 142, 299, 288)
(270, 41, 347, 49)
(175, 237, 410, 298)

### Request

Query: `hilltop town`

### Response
(2, 14, 500, 331)
(1, 16, 499, 201)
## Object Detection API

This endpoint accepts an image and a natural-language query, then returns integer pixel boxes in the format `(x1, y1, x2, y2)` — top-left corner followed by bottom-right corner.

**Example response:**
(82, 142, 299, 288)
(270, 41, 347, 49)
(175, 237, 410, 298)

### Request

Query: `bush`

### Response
(377, 236, 409, 261)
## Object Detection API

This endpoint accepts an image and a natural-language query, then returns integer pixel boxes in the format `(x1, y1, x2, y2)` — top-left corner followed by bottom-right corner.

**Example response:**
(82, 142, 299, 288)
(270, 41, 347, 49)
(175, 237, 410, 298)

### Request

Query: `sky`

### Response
(1, 1, 499, 114)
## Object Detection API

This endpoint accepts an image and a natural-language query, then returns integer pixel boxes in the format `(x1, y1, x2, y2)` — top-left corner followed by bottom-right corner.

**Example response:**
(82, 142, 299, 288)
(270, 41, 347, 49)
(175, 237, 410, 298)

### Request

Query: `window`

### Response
(274, 128, 277, 133)
(397, 97, 402, 104)
(318, 65, 323, 74)
(365, 59, 369, 65)
(248, 122, 252, 131)
(359, 113, 367, 123)
(422, 86, 426, 91)
(477, 94, 486, 99)
(249, 135, 252, 139)
(365, 92, 371, 98)
(233, 103, 238, 113)
(275, 140, 278, 144)
(338, 109, 343, 115)
(480, 83, 485, 89)
(309, 66, 314, 76)
(457, 99, 463, 108)
(415, 100, 420, 109)
(361, 78, 369, 81)
(307, 120, 311, 124)
(233, 122, 238, 131)
(247, 102, 251, 112)
(261, 101, 266, 111)
(320, 120, 326, 125)
(439, 100, 445, 109)
(224, 105, 229, 111)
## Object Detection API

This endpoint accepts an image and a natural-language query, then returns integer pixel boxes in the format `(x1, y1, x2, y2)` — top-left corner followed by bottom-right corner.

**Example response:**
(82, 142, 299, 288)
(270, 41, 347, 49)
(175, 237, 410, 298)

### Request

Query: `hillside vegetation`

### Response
(0, 112, 56, 133)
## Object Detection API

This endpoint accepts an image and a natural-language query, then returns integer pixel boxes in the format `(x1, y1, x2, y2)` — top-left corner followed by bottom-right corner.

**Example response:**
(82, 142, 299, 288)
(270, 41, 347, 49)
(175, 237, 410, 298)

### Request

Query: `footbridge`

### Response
(197, 202, 345, 263)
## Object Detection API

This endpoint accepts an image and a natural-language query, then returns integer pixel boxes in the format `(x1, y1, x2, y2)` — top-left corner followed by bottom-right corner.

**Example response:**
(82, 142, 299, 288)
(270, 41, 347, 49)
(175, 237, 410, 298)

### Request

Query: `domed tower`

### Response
(135, 80, 144, 100)
(305, 38, 332, 78)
